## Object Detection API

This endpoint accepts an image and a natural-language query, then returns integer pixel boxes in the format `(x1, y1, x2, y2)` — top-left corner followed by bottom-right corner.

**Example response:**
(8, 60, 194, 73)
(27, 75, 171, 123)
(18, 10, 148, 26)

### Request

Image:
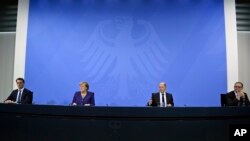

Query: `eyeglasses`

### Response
(234, 86, 242, 88)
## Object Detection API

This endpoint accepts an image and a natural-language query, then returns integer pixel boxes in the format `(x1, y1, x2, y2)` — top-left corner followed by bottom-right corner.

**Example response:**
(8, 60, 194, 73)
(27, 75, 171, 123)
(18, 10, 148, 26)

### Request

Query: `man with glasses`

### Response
(4, 78, 33, 104)
(226, 82, 249, 106)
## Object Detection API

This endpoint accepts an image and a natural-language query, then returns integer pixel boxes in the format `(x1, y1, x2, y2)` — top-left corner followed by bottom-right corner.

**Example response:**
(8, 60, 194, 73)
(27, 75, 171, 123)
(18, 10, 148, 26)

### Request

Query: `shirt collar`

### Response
(160, 92, 166, 95)
(18, 87, 24, 92)
(234, 91, 238, 96)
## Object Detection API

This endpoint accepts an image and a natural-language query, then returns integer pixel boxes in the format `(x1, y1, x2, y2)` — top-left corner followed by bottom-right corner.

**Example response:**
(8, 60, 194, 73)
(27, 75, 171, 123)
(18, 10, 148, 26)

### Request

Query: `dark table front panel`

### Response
(0, 104, 250, 141)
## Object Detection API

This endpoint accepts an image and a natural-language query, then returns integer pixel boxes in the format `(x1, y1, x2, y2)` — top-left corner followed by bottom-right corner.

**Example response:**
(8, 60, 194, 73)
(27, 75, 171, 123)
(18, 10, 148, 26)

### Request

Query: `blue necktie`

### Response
(17, 90, 22, 103)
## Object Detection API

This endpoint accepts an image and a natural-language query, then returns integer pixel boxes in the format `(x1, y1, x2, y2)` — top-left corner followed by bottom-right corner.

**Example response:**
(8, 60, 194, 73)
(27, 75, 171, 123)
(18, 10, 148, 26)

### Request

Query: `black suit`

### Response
(226, 91, 249, 106)
(5, 88, 33, 104)
(148, 92, 174, 107)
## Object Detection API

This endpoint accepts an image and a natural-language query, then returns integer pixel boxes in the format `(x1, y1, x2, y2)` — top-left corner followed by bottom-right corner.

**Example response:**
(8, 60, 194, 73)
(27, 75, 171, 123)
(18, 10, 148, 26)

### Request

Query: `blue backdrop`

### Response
(25, 0, 227, 106)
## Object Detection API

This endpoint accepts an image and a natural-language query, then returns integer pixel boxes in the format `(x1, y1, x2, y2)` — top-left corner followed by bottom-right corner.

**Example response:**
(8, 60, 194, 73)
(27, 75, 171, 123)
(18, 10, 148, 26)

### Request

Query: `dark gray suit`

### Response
(226, 91, 249, 106)
(5, 88, 33, 104)
(148, 92, 174, 107)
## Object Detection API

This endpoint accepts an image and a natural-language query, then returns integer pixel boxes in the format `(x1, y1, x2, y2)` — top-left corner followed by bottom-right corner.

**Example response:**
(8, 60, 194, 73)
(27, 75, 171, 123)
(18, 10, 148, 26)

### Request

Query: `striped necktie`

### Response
(17, 90, 22, 103)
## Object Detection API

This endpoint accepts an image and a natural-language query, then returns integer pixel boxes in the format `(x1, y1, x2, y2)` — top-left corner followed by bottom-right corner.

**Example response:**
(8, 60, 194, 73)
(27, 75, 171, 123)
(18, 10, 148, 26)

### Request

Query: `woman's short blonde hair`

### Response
(79, 82, 89, 90)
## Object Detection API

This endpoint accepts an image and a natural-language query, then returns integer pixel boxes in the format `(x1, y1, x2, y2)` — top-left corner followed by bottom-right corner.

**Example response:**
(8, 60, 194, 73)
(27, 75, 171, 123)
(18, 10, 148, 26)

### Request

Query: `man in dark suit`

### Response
(226, 82, 249, 106)
(147, 82, 174, 107)
(4, 78, 33, 104)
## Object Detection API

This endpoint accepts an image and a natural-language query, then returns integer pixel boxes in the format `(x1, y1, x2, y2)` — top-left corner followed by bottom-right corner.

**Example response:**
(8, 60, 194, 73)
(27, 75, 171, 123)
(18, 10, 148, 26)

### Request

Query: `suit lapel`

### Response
(165, 93, 169, 103)
(82, 92, 89, 102)
(231, 91, 236, 99)
(154, 93, 160, 105)
(13, 89, 18, 100)
(20, 88, 27, 101)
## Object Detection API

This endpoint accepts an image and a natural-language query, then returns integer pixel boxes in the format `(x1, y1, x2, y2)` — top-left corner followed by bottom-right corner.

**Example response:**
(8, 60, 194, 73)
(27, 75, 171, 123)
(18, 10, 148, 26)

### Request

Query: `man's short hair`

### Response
(159, 82, 166, 87)
(16, 78, 25, 83)
(235, 82, 243, 88)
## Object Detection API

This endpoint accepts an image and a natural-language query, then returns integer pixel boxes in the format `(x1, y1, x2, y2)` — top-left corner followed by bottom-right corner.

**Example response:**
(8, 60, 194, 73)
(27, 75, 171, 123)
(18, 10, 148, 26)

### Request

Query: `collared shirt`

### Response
(234, 91, 244, 98)
(159, 92, 167, 107)
(16, 88, 24, 103)
(234, 91, 238, 97)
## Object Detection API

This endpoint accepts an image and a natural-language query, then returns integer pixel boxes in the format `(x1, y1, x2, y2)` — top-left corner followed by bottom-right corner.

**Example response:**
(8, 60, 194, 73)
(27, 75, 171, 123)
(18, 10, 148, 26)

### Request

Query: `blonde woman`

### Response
(71, 82, 95, 106)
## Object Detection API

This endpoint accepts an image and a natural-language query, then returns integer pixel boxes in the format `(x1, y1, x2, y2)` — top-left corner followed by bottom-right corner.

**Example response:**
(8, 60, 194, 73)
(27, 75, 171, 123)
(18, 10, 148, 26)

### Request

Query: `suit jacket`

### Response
(148, 92, 174, 107)
(5, 88, 33, 104)
(226, 91, 250, 106)
(72, 91, 95, 106)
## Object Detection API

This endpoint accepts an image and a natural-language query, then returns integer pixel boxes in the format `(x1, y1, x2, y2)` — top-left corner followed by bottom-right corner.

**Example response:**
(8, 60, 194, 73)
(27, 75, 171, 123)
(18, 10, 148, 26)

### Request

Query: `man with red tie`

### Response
(147, 82, 174, 107)
(4, 78, 33, 104)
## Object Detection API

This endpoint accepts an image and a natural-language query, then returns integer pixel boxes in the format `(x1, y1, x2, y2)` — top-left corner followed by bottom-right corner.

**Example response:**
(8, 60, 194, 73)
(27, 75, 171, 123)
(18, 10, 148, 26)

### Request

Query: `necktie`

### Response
(17, 90, 22, 103)
(162, 94, 165, 107)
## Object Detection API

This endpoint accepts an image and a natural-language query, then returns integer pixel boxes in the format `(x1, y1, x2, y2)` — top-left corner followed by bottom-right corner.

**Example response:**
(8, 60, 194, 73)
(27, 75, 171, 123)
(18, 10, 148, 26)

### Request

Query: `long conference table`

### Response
(0, 104, 250, 141)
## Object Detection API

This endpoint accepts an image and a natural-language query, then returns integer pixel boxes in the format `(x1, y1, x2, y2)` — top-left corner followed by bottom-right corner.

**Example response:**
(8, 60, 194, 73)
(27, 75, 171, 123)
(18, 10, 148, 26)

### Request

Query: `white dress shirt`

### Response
(159, 92, 167, 107)
(16, 88, 24, 103)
